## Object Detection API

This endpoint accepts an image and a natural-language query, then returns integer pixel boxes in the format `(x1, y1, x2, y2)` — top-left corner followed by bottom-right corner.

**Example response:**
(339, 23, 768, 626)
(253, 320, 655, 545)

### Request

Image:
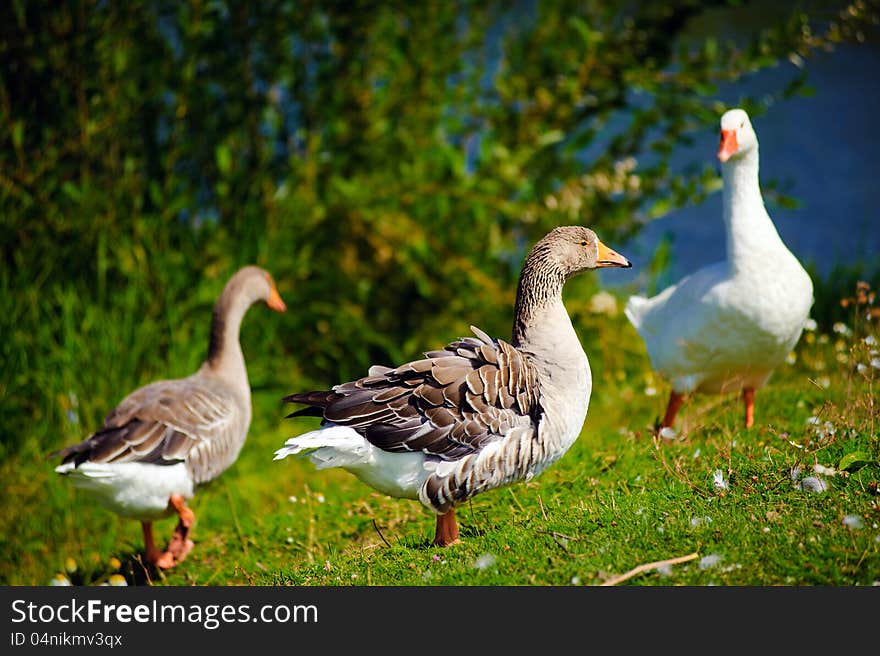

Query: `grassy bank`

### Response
(1, 283, 877, 587)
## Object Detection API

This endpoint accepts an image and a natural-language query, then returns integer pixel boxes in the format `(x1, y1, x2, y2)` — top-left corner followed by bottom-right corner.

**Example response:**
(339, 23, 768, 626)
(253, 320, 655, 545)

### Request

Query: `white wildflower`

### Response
(288, 495, 298, 503)
(659, 426, 678, 441)
(713, 469, 728, 490)
(570, 576, 581, 585)
(865, 335, 877, 346)
(50, 574, 72, 586)
(699, 554, 722, 569)
(806, 416, 820, 425)
(472, 553, 496, 571)
(803, 318, 818, 331)
(690, 516, 712, 527)
(843, 515, 864, 530)
(644, 386, 658, 397)
(833, 322, 852, 337)
(588, 291, 618, 316)
(656, 563, 674, 577)
(857, 363, 869, 375)
(107, 574, 128, 586)
(785, 352, 797, 365)
(800, 476, 828, 493)
(871, 358, 880, 370)
(316, 494, 325, 503)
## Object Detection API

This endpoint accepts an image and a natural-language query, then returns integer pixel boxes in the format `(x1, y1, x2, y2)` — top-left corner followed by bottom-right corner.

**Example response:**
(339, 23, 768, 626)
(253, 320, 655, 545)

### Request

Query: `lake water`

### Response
(600, 13, 880, 291)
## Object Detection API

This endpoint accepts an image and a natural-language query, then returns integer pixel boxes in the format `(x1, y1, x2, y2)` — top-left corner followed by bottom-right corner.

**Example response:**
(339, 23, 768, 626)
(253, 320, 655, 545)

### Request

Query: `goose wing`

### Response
(51, 375, 246, 483)
(285, 326, 542, 461)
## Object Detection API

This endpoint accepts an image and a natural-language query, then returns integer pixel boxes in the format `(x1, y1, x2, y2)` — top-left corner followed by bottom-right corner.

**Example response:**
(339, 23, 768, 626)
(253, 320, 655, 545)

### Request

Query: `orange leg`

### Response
(164, 494, 195, 564)
(433, 509, 460, 547)
(142, 521, 164, 566)
(743, 387, 755, 429)
(661, 391, 684, 429)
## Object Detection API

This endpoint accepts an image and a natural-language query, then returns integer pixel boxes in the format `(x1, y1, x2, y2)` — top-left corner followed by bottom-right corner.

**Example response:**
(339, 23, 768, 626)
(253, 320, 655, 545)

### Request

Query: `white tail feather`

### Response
(273, 424, 371, 470)
(624, 295, 648, 330)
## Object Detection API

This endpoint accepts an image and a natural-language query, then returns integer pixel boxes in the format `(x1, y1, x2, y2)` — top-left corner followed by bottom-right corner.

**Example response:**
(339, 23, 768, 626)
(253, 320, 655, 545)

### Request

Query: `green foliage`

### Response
(806, 260, 880, 334)
(3, 0, 876, 459)
(1, 0, 879, 584)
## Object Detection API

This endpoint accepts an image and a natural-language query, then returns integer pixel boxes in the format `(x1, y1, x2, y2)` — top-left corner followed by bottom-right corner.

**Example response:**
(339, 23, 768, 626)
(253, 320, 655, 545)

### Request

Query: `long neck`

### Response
(512, 252, 566, 347)
(205, 287, 250, 389)
(511, 256, 585, 377)
(721, 147, 785, 274)
(511, 247, 591, 450)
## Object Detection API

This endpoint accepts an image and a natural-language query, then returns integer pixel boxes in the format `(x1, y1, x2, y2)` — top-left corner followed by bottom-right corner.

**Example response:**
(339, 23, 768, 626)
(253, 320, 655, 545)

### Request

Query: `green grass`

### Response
(2, 294, 878, 587)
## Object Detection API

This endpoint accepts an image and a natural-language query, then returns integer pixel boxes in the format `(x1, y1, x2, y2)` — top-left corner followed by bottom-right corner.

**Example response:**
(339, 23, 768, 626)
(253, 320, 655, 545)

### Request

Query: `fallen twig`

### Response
(651, 440, 710, 498)
(599, 552, 699, 586)
(537, 494, 548, 520)
(535, 529, 580, 542)
(372, 519, 392, 548)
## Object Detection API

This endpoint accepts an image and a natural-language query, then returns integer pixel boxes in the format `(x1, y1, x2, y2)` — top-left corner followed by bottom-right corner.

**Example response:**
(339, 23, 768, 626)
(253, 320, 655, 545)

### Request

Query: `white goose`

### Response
(52, 266, 286, 569)
(625, 108, 814, 431)
(274, 226, 631, 546)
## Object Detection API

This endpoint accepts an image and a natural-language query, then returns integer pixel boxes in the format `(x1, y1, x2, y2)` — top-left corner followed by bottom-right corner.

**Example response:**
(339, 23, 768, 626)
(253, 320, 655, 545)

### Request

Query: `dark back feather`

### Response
(284, 326, 542, 461)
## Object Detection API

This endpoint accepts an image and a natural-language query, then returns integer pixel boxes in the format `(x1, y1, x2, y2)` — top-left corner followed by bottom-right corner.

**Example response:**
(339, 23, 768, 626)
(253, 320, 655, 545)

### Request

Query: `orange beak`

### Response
(267, 284, 287, 312)
(596, 240, 632, 268)
(718, 129, 738, 162)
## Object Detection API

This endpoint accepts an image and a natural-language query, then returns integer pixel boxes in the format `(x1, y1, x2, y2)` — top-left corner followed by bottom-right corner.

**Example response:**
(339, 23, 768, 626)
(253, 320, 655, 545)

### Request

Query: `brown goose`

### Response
(52, 265, 286, 569)
(275, 226, 630, 546)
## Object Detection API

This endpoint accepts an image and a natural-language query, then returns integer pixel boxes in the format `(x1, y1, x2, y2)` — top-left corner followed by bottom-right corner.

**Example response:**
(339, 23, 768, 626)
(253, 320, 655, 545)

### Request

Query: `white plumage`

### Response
(625, 108, 814, 430)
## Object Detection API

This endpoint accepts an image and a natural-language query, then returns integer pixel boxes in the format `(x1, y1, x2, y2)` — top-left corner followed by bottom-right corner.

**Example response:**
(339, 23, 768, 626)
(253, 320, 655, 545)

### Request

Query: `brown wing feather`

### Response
(285, 326, 543, 461)
(51, 374, 247, 483)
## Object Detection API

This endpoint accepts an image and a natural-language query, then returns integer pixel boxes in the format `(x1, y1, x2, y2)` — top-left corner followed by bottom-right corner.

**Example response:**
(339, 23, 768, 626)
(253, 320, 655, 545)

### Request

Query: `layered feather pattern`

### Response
(52, 376, 249, 485)
(285, 325, 543, 462)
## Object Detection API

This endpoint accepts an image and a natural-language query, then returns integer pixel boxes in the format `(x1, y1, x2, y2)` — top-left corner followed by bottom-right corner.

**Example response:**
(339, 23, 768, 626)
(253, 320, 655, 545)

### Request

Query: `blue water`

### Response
(601, 40, 880, 291)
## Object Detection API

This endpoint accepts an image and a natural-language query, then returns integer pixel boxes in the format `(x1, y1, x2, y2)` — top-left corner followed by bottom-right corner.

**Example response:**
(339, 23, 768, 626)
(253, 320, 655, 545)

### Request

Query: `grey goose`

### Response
(52, 265, 286, 569)
(275, 226, 631, 546)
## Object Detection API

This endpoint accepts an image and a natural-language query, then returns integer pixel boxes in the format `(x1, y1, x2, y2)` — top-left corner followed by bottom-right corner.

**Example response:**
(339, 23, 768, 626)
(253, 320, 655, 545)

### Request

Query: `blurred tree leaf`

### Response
(1, 0, 877, 456)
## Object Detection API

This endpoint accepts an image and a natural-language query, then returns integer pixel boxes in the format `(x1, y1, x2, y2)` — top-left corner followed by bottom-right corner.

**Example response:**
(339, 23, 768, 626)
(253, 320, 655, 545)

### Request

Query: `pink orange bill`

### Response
(267, 285, 287, 312)
(596, 240, 632, 268)
(718, 129, 738, 162)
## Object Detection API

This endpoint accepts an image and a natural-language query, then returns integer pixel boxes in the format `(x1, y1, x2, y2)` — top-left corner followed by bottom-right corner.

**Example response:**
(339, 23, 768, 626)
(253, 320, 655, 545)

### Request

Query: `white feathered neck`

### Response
(721, 144, 788, 277)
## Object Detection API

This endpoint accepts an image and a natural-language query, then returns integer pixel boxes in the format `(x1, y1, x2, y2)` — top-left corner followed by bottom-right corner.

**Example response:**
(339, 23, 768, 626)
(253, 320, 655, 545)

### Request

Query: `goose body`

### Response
(275, 226, 631, 545)
(52, 265, 286, 568)
(625, 108, 814, 429)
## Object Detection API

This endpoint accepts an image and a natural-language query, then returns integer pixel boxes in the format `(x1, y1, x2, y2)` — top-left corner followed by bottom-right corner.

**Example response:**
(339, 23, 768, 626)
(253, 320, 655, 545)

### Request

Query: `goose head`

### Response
(224, 265, 287, 313)
(531, 226, 632, 278)
(718, 108, 758, 163)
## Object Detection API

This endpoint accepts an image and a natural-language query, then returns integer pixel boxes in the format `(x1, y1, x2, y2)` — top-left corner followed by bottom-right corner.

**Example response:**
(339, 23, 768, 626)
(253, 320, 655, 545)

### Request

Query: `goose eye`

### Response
(580, 240, 588, 247)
